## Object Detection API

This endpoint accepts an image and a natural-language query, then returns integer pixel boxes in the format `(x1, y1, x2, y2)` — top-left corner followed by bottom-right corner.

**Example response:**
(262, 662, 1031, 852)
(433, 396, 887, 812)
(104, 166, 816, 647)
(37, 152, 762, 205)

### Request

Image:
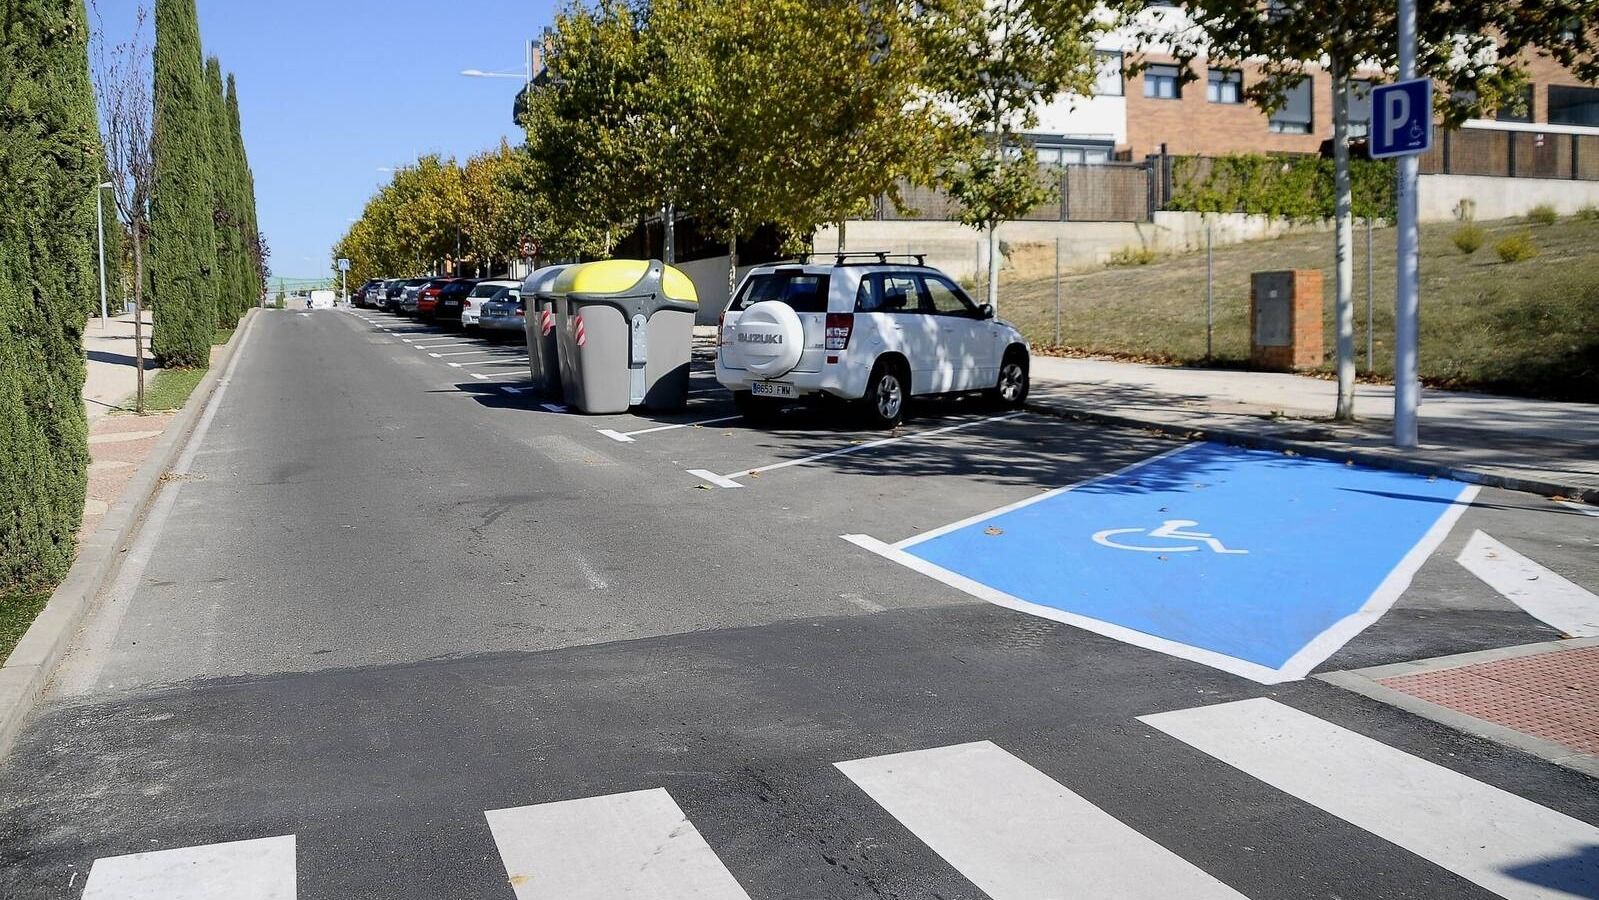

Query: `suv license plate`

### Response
(750, 381, 795, 399)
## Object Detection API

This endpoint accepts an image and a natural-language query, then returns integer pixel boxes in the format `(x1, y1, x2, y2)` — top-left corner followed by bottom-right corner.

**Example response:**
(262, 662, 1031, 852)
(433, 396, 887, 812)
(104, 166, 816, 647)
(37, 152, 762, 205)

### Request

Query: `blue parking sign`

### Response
(1371, 78, 1433, 158)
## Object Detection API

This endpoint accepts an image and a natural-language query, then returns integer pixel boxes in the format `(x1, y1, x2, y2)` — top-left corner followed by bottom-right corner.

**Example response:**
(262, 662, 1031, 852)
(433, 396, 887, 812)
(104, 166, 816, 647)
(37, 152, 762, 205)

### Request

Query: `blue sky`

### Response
(91, 0, 557, 280)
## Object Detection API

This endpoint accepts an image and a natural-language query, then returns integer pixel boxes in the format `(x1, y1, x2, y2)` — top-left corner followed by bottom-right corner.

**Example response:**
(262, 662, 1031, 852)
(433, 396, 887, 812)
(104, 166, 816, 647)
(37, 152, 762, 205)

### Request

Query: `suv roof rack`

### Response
(794, 251, 928, 267)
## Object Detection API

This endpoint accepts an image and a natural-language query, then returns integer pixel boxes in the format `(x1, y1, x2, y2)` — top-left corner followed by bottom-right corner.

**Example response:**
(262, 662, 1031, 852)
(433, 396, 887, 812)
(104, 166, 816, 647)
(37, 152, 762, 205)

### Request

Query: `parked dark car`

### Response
(354, 279, 383, 308)
(414, 278, 456, 319)
(432, 278, 480, 325)
(380, 278, 410, 312)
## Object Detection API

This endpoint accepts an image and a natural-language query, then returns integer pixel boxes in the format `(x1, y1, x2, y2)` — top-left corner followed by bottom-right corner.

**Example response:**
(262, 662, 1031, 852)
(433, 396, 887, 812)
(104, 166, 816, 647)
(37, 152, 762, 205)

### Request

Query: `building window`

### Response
(1268, 77, 1313, 134)
(1094, 51, 1124, 97)
(1549, 85, 1599, 126)
(1496, 84, 1535, 123)
(1207, 69, 1243, 104)
(1145, 64, 1181, 100)
(1348, 79, 1374, 138)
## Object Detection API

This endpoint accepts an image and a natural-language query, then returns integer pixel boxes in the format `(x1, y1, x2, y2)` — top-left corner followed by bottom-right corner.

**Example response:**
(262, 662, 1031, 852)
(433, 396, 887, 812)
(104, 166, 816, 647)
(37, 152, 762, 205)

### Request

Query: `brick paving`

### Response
(79, 412, 176, 541)
(1379, 646, 1599, 757)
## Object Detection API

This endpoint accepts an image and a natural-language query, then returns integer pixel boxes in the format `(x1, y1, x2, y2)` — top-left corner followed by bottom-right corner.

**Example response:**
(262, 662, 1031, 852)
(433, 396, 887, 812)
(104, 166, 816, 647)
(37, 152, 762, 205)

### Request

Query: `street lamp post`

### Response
(96, 181, 114, 327)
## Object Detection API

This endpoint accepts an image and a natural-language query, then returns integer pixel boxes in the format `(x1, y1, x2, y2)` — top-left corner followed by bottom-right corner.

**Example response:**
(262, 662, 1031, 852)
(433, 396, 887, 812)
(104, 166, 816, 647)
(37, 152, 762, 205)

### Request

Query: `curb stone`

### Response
(0, 308, 262, 760)
(1023, 395, 1599, 506)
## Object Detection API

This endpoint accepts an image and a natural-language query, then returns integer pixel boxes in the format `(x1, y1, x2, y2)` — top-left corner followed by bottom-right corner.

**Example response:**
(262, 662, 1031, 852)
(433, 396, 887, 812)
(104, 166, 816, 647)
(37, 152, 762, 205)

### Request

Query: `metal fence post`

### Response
(1054, 236, 1062, 347)
(1060, 168, 1070, 222)
(1442, 129, 1453, 175)
(1507, 131, 1517, 178)
(1574, 133, 1581, 181)
(1205, 219, 1214, 361)
(1366, 217, 1374, 374)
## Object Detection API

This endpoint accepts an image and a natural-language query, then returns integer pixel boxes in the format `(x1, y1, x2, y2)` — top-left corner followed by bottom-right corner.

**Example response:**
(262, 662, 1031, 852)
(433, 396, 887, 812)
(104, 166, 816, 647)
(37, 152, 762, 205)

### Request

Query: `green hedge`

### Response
(149, 0, 218, 368)
(1168, 154, 1396, 221)
(0, 0, 100, 592)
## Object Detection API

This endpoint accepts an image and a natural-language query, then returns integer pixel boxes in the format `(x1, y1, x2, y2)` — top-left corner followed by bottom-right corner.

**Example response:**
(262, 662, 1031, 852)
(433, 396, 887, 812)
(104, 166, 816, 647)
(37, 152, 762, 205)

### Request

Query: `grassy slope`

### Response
(1001, 216, 1599, 402)
(0, 593, 49, 663)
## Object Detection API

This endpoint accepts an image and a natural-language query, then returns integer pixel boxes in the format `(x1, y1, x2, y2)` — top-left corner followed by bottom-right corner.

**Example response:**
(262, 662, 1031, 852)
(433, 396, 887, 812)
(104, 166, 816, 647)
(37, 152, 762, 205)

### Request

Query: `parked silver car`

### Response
(478, 286, 526, 337)
(398, 277, 431, 315)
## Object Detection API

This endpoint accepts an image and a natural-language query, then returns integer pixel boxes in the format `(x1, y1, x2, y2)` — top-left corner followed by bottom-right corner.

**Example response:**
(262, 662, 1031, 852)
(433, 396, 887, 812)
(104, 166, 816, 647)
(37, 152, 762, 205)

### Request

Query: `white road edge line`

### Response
(688, 412, 1027, 488)
(689, 469, 743, 489)
(1457, 530, 1599, 637)
(1141, 698, 1599, 900)
(619, 415, 741, 439)
(81, 835, 296, 900)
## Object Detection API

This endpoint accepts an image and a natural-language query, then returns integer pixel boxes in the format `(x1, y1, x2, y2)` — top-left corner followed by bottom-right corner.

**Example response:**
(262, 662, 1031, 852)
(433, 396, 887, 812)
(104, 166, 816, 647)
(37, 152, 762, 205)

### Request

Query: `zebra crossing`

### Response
(77, 698, 1599, 899)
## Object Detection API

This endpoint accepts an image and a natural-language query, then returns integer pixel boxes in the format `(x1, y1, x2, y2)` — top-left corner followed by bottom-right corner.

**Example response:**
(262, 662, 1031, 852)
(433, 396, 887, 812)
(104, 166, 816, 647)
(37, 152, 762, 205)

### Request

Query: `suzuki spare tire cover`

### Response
(736, 300, 805, 378)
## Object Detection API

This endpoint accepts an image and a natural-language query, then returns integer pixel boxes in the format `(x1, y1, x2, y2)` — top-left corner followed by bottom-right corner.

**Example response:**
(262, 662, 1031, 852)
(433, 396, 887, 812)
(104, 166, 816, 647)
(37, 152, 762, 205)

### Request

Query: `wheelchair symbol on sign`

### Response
(1092, 520, 1249, 555)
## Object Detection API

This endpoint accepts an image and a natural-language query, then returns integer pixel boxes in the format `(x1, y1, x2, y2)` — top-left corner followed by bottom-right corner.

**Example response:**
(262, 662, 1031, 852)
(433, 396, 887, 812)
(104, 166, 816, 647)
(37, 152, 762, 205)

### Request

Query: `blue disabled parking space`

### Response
(854, 442, 1476, 683)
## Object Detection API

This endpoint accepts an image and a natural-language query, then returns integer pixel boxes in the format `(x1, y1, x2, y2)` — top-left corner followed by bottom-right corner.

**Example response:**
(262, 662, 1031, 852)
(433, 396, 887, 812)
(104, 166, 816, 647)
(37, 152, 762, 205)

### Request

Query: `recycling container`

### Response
(521, 264, 569, 398)
(552, 259, 699, 414)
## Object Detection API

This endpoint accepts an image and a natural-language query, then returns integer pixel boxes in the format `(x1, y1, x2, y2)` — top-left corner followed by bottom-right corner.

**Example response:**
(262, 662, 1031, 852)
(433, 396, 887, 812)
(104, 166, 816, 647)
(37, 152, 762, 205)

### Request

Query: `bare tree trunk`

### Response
(132, 229, 147, 415)
(986, 222, 1000, 312)
(1332, 61, 1356, 421)
(838, 220, 847, 254)
(727, 231, 739, 298)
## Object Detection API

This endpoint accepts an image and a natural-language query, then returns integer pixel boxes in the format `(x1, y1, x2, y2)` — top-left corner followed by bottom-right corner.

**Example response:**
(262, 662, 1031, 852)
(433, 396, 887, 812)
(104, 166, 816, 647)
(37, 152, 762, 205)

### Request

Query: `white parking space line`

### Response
(1563, 501, 1599, 517)
(431, 349, 503, 358)
(501, 386, 524, 395)
(485, 788, 752, 900)
(471, 373, 490, 380)
(448, 357, 529, 368)
(542, 403, 568, 413)
(82, 835, 296, 900)
(837, 742, 1247, 900)
(599, 415, 742, 443)
(688, 412, 1026, 488)
(1141, 698, 1599, 900)
(1457, 530, 1599, 637)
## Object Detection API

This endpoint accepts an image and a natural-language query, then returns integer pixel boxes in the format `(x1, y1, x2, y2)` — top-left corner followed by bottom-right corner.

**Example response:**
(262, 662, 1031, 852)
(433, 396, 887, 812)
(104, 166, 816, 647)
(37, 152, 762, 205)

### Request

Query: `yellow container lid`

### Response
(554, 259, 698, 304)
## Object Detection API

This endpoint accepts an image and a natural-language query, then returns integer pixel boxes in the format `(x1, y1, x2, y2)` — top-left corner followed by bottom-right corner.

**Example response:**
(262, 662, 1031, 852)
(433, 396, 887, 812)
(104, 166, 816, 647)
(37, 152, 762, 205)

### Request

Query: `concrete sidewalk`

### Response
(83, 309, 157, 421)
(1029, 355, 1599, 501)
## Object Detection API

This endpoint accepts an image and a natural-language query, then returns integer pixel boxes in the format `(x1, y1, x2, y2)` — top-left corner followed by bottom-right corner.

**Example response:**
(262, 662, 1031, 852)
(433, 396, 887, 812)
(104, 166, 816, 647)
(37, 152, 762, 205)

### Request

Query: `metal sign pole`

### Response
(1393, 0, 1421, 448)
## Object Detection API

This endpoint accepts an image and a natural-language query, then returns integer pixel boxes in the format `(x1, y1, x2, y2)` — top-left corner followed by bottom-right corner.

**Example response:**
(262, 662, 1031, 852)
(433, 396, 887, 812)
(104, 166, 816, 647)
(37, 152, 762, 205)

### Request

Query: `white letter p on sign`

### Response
(1384, 91, 1410, 146)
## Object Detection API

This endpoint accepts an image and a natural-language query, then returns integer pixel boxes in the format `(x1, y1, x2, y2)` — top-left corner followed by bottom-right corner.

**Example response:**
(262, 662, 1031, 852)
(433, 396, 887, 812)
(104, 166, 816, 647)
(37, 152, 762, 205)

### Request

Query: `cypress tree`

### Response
(0, 0, 101, 591)
(203, 56, 242, 328)
(226, 74, 263, 302)
(149, 0, 216, 367)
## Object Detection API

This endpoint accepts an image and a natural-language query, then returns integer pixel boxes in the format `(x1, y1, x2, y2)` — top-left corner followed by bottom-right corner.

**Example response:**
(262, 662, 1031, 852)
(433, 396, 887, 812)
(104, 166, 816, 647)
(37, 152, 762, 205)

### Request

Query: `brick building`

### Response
(1026, 5, 1599, 164)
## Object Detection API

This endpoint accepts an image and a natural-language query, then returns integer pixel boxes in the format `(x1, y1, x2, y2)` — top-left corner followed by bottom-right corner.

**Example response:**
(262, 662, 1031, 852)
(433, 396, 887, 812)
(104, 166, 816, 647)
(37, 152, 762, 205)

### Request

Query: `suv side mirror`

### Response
(978, 303, 995, 320)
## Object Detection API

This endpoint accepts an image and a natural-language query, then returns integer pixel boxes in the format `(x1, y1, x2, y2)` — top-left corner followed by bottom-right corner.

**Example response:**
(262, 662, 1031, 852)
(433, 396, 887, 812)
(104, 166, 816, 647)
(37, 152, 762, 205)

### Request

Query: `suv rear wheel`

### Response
(861, 360, 908, 429)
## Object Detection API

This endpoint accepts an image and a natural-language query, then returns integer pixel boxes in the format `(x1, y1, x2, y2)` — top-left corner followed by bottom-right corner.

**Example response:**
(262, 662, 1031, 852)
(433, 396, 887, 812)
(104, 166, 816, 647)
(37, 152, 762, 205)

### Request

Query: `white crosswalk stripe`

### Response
(1457, 530, 1599, 636)
(484, 787, 753, 900)
(1141, 697, 1599, 900)
(77, 704, 1599, 899)
(81, 835, 295, 900)
(837, 740, 1250, 900)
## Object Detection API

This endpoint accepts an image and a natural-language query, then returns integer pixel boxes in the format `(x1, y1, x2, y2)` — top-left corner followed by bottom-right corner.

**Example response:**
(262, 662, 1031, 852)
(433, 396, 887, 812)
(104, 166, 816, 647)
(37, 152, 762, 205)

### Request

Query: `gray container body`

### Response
(553, 261, 695, 414)
(521, 265, 569, 398)
(522, 296, 562, 397)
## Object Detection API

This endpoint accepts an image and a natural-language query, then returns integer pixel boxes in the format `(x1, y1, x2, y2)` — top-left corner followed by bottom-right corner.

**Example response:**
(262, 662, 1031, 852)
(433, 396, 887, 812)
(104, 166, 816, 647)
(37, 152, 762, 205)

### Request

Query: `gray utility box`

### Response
(551, 259, 700, 414)
(520, 264, 569, 398)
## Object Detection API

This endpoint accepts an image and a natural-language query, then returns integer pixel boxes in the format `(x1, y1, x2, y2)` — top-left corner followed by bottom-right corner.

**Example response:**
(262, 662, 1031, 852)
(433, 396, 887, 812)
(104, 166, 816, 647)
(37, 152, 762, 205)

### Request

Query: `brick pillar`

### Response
(1250, 269, 1324, 371)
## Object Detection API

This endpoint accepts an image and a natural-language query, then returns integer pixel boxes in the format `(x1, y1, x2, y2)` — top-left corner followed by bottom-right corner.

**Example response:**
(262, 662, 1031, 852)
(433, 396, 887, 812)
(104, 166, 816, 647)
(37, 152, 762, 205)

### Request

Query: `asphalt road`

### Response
(3, 307, 1597, 899)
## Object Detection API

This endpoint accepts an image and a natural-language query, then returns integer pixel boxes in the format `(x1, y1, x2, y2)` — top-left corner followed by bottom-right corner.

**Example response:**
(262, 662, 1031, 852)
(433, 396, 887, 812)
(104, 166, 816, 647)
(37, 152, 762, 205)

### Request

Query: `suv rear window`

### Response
(731, 271, 830, 314)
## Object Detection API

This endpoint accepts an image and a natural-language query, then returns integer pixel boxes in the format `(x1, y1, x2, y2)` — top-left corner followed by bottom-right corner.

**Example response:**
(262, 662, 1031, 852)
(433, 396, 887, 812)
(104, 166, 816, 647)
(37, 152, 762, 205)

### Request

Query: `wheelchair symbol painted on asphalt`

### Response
(1092, 520, 1249, 555)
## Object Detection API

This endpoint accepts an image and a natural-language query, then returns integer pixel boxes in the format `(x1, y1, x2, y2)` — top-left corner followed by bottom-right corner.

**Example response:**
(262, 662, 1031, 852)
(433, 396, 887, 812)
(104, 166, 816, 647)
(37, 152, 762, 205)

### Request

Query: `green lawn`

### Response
(0, 592, 49, 663)
(214, 326, 235, 345)
(139, 367, 207, 411)
(1001, 215, 1599, 402)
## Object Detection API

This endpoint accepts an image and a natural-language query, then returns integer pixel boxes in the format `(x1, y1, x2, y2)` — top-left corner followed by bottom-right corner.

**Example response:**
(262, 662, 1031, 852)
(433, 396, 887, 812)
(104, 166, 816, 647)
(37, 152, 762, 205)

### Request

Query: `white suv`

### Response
(715, 254, 1030, 427)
